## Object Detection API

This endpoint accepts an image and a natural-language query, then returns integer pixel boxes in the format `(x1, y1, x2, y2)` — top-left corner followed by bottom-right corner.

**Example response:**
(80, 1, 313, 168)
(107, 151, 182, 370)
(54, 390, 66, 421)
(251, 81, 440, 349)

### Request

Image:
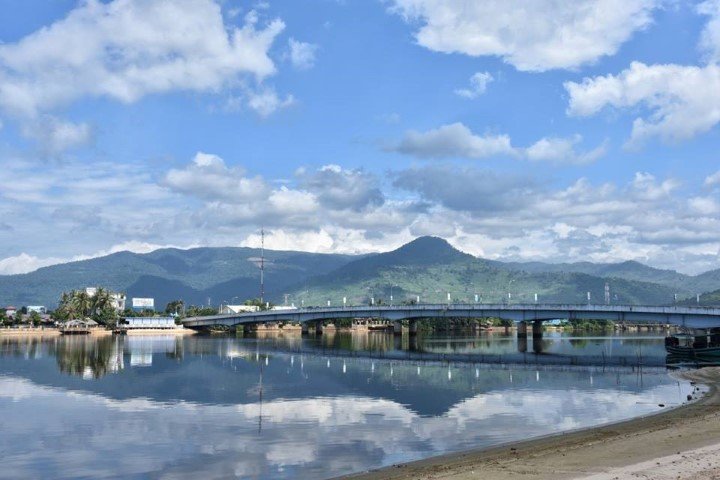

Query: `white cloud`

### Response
(525, 135, 607, 165)
(705, 170, 720, 187)
(246, 87, 295, 117)
(389, 0, 658, 71)
(163, 152, 270, 202)
(391, 123, 516, 159)
(0, 0, 288, 150)
(454, 71, 493, 99)
(631, 172, 680, 201)
(565, 62, 720, 145)
(288, 38, 318, 70)
(21, 116, 93, 153)
(699, 0, 720, 63)
(391, 123, 605, 164)
(0, 253, 65, 275)
(689, 196, 720, 215)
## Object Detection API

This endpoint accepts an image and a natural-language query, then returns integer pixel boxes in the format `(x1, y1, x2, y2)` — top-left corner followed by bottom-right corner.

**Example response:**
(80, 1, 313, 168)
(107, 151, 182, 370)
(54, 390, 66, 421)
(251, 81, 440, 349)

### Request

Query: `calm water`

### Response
(0, 332, 691, 479)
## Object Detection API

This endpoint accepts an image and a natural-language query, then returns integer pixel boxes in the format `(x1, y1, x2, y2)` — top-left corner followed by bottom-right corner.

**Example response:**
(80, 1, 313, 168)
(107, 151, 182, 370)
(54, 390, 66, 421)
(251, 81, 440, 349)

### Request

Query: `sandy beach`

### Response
(343, 367, 720, 480)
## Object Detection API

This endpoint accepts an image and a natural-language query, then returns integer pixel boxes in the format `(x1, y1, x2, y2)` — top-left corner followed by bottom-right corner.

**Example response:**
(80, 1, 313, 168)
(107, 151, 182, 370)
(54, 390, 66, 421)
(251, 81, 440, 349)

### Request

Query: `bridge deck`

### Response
(183, 303, 720, 329)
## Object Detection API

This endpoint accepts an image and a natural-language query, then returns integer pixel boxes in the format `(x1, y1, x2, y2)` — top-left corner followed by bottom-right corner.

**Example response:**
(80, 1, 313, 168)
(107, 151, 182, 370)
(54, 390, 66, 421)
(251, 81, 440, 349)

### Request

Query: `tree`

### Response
(29, 311, 41, 327)
(165, 300, 185, 316)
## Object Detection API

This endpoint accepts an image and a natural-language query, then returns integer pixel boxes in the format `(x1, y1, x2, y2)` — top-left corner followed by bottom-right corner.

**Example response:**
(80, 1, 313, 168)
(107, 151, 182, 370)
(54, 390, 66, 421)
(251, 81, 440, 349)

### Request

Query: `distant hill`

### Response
(0, 247, 359, 309)
(290, 237, 679, 306)
(1, 236, 718, 310)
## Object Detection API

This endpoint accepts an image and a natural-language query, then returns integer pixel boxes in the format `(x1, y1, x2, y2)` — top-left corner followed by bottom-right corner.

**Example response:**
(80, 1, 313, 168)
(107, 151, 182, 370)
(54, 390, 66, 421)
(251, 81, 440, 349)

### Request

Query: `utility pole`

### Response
(605, 282, 610, 305)
(260, 228, 265, 304)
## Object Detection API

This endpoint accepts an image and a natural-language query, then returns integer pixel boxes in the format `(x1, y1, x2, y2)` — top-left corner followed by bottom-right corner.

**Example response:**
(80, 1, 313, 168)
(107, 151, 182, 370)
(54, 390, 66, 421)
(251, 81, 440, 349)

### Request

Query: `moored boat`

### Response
(665, 329, 720, 358)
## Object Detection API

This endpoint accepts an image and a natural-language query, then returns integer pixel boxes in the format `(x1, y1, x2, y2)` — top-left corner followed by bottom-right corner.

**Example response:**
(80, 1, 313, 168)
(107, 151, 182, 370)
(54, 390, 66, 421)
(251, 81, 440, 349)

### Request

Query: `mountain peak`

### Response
(386, 236, 473, 265)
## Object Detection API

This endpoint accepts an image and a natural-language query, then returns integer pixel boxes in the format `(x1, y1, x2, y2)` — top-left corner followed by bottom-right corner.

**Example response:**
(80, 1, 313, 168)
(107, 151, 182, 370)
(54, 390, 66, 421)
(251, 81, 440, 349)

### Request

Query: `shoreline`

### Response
(341, 367, 720, 480)
(0, 328, 196, 337)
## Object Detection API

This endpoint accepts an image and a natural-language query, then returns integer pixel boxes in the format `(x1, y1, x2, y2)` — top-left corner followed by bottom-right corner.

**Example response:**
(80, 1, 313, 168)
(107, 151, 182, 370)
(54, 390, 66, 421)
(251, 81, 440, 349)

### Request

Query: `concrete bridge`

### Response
(183, 303, 720, 334)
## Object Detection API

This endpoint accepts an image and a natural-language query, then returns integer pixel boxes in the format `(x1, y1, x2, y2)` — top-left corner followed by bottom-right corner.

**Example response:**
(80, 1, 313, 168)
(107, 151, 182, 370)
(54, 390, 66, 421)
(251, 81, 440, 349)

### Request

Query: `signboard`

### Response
(132, 298, 155, 309)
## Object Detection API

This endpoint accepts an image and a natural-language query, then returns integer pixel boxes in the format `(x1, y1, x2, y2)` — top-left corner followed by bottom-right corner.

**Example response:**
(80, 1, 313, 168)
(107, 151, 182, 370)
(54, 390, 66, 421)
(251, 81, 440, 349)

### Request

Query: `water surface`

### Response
(0, 332, 690, 479)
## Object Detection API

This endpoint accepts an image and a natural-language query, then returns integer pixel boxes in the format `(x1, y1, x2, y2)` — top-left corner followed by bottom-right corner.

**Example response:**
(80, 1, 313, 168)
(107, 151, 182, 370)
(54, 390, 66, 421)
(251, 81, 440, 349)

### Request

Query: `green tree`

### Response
(165, 300, 185, 316)
(29, 311, 41, 327)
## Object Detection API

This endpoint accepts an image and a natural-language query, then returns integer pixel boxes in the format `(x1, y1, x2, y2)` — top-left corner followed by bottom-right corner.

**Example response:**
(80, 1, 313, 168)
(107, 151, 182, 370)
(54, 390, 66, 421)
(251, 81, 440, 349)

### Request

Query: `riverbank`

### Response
(0, 327, 196, 336)
(343, 367, 720, 480)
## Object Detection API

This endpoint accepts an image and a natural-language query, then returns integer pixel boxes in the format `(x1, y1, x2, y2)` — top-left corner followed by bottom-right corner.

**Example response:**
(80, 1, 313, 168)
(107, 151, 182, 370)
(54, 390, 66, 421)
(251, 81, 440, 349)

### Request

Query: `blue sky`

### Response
(0, 0, 719, 274)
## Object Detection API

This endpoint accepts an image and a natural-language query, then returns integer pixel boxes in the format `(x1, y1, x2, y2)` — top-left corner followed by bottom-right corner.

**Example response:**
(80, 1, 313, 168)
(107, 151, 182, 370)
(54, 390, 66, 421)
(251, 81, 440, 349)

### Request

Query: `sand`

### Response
(343, 367, 720, 480)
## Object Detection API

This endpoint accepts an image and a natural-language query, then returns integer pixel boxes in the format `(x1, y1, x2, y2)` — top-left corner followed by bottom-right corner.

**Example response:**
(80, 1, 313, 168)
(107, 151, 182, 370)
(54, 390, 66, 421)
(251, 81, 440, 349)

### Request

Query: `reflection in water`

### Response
(0, 333, 692, 480)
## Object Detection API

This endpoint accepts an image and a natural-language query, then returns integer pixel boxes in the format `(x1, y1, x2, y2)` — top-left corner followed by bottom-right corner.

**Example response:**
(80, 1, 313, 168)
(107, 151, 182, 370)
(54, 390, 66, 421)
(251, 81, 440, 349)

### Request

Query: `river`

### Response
(0, 331, 692, 479)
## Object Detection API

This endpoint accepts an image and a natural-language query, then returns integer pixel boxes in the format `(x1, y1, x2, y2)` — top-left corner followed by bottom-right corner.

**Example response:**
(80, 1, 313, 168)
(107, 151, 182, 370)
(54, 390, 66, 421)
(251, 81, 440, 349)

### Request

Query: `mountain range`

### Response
(1, 236, 719, 309)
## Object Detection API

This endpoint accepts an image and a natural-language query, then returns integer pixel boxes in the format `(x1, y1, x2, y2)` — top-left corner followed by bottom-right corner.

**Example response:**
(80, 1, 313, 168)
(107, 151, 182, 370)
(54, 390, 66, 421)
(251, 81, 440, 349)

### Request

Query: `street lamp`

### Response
(390, 284, 398, 306)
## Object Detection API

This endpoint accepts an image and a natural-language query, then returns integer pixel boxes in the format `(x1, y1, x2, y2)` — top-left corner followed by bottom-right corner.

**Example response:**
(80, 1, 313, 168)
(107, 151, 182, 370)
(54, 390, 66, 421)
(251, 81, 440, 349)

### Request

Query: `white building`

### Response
(271, 305, 298, 311)
(220, 305, 260, 314)
(122, 317, 176, 329)
(27, 306, 46, 314)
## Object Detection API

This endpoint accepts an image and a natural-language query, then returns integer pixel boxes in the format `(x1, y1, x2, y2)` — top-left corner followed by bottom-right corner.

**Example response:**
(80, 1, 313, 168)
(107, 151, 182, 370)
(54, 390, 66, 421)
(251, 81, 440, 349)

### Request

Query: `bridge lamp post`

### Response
(390, 285, 398, 306)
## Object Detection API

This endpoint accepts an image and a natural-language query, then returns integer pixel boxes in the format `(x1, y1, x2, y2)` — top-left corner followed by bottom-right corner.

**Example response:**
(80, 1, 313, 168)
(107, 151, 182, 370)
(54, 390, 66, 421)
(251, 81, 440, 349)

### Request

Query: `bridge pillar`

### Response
(518, 321, 528, 338)
(315, 322, 324, 335)
(301, 323, 309, 335)
(518, 335, 527, 353)
(408, 320, 418, 336)
(393, 321, 403, 336)
(532, 320, 543, 339)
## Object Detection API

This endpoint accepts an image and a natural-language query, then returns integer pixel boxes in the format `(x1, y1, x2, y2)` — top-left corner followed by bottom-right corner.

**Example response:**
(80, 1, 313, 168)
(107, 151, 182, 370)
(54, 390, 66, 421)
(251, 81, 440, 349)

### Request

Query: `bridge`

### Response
(183, 303, 720, 334)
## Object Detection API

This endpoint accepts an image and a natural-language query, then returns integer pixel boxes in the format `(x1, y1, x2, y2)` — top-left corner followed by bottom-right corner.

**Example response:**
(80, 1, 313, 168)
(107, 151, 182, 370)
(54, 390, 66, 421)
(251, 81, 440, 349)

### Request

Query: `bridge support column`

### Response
(532, 320, 543, 339)
(301, 323, 309, 335)
(315, 322, 324, 335)
(518, 335, 527, 353)
(393, 321, 403, 336)
(518, 321, 528, 338)
(408, 320, 418, 336)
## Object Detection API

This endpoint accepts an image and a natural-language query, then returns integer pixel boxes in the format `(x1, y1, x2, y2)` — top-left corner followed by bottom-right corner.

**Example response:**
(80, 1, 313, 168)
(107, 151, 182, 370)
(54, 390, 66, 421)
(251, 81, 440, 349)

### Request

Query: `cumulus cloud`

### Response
(525, 136, 607, 165)
(565, 62, 720, 145)
(455, 72, 493, 99)
(705, 170, 720, 187)
(389, 0, 658, 71)
(246, 87, 295, 117)
(298, 165, 384, 211)
(288, 38, 318, 70)
(699, 0, 720, 63)
(0, 0, 288, 150)
(21, 116, 93, 154)
(390, 123, 516, 159)
(163, 152, 270, 202)
(391, 123, 606, 164)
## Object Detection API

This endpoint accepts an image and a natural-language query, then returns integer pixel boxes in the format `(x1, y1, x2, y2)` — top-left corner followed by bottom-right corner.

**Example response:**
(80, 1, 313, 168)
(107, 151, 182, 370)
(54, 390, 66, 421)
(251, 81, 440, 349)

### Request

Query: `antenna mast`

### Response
(260, 227, 265, 304)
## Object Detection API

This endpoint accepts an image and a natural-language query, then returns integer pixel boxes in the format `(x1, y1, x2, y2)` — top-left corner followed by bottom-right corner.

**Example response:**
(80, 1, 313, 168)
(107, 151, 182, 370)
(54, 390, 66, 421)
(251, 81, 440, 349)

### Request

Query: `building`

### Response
(27, 306, 46, 314)
(120, 317, 177, 329)
(220, 305, 260, 314)
(131, 298, 155, 311)
(4, 306, 17, 317)
(111, 293, 126, 311)
(85, 288, 126, 312)
(271, 305, 298, 311)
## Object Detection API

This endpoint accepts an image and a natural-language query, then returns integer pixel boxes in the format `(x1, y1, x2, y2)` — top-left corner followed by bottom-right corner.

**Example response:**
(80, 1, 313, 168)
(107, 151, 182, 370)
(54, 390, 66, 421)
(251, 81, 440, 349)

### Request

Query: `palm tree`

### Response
(92, 287, 111, 316)
(72, 290, 92, 319)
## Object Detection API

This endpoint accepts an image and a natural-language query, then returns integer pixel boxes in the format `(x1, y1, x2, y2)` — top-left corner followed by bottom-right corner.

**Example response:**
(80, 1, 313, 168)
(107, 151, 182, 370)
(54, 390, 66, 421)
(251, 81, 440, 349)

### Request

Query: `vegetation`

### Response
(52, 288, 120, 326)
(2, 236, 720, 310)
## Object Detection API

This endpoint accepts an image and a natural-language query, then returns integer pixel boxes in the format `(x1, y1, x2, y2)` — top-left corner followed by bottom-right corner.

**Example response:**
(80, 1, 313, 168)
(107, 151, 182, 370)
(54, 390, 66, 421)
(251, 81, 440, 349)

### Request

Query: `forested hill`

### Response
(1, 236, 718, 309)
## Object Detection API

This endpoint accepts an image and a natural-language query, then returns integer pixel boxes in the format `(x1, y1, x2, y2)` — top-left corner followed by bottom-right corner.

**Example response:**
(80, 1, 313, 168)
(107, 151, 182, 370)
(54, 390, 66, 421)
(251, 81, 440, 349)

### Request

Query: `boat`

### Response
(665, 329, 720, 358)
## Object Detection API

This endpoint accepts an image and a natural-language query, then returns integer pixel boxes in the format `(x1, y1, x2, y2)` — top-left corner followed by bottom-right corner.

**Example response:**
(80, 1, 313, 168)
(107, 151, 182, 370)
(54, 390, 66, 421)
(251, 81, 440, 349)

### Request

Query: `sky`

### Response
(0, 0, 719, 275)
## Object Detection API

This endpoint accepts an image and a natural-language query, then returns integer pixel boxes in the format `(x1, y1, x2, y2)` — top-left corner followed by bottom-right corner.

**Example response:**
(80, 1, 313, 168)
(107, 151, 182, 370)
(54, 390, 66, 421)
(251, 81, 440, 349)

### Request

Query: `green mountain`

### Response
(0, 236, 716, 310)
(291, 237, 679, 306)
(496, 259, 720, 295)
(0, 247, 358, 309)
